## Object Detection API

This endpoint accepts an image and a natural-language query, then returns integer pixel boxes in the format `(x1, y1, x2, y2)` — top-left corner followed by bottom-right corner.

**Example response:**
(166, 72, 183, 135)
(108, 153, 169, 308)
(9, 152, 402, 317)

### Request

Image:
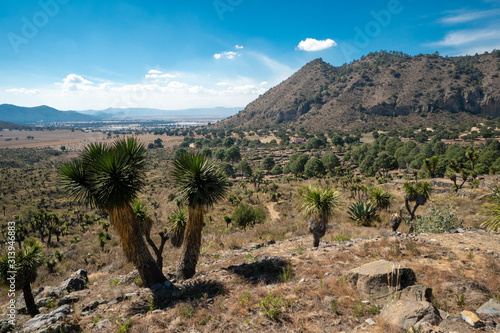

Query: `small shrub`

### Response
(117, 319, 132, 333)
(178, 305, 196, 318)
(279, 265, 292, 283)
(333, 234, 351, 242)
(412, 206, 462, 234)
(231, 203, 266, 229)
(259, 293, 292, 321)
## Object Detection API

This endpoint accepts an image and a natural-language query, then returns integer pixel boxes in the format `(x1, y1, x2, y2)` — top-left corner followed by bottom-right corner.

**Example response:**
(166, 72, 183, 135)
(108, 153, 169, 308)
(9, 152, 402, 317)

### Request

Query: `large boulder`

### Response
(380, 300, 442, 330)
(346, 260, 417, 302)
(22, 304, 72, 332)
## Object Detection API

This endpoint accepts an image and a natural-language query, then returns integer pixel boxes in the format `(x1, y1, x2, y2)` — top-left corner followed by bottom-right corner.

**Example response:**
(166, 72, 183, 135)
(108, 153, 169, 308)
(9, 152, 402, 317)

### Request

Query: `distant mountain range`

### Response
(217, 50, 500, 131)
(0, 104, 242, 124)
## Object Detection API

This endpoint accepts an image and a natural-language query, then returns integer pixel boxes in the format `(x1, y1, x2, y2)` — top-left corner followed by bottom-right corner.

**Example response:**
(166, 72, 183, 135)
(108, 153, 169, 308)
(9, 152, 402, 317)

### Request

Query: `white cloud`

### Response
(439, 9, 500, 24)
(235, 45, 244, 49)
(260, 81, 268, 86)
(5, 88, 39, 95)
(216, 81, 229, 86)
(147, 69, 163, 74)
(145, 73, 176, 81)
(57, 74, 96, 92)
(213, 51, 241, 60)
(297, 38, 337, 51)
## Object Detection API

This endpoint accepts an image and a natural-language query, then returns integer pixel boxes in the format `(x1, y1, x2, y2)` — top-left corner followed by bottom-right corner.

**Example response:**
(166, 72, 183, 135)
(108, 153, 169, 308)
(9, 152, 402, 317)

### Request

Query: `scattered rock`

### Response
(477, 299, 500, 317)
(380, 300, 441, 330)
(59, 277, 86, 293)
(22, 305, 73, 332)
(461, 310, 483, 327)
(57, 294, 80, 306)
(95, 319, 112, 329)
(365, 318, 375, 326)
(71, 269, 88, 283)
(35, 297, 54, 308)
(439, 316, 477, 332)
(438, 309, 450, 320)
(346, 260, 416, 302)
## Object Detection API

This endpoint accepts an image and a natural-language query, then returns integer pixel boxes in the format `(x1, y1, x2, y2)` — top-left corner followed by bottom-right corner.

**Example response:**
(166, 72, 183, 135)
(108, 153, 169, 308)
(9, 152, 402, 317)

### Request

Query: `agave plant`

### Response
(482, 200, 500, 232)
(348, 201, 378, 226)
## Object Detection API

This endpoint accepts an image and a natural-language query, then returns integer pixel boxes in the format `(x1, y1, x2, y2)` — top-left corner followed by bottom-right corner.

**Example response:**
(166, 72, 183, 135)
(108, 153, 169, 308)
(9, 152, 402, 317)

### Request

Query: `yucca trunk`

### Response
(110, 205, 166, 287)
(23, 283, 39, 317)
(308, 218, 326, 248)
(177, 204, 205, 279)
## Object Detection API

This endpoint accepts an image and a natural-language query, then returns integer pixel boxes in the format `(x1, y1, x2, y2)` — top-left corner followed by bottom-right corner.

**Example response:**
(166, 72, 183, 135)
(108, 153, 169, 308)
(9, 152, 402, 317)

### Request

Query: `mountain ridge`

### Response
(216, 50, 500, 131)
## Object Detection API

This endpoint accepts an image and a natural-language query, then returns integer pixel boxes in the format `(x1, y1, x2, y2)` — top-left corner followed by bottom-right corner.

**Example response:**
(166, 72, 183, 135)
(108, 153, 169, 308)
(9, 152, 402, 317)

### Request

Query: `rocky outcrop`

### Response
(346, 259, 417, 302)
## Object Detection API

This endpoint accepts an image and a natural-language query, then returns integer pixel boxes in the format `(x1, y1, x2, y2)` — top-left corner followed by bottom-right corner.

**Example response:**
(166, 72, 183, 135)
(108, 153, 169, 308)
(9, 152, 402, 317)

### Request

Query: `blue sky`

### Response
(1, 0, 499, 111)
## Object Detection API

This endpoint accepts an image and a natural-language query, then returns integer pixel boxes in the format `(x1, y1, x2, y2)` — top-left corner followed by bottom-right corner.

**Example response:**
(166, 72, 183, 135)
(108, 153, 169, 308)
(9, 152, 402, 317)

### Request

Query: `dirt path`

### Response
(266, 202, 280, 221)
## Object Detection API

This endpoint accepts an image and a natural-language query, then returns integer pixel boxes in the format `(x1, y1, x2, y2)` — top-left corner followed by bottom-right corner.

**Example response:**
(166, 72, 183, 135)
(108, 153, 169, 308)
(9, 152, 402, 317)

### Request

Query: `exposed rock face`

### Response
(346, 259, 417, 302)
(380, 299, 442, 330)
(21, 304, 79, 333)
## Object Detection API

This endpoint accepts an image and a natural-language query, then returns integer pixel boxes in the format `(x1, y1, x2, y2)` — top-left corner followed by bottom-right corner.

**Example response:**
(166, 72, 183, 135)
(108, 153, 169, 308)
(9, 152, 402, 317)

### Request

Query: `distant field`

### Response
(0, 129, 184, 151)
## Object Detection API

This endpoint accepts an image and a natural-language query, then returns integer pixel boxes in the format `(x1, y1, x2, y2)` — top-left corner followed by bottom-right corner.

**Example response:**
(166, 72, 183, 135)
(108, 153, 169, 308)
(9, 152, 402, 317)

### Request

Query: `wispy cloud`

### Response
(297, 38, 337, 52)
(427, 28, 500, 47)
(5, 88, 39, 95)
(439, 9, 500, 24)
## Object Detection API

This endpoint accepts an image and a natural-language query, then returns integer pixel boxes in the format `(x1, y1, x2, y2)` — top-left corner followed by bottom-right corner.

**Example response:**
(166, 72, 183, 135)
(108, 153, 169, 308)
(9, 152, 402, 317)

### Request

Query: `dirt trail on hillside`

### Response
(266, 202, 280, 221)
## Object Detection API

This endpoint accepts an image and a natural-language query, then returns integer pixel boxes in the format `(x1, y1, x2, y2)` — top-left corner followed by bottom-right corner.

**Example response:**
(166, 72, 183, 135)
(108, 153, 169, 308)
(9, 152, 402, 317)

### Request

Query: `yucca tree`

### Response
(403, 181, 432, 232)
(59, 138, 166, 287)
(0, 238, 44, 317)
(171, 152, 230, 279)
(368, 186, 393, 211)
(299, 185, 342, 247)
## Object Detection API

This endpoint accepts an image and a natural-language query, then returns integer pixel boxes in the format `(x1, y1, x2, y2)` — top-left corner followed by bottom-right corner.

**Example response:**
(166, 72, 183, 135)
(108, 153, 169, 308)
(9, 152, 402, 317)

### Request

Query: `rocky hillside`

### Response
(4, 228, 500, 332)
(218, 50, 500, 131)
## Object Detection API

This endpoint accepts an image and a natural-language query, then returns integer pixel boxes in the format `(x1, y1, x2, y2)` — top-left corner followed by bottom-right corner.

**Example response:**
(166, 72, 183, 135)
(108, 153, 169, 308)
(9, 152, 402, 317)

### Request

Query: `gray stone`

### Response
(395, 284, 433, 302)
(380, 300, 441, 330)
(346, 260, 417, 302)
(57, 294, 80, 306)
(35, 297, 54, 308)
(59, 277, 86, 293)
(365, 318, 375, 326)
(71, 269, 88, 283)
(477, 299, 500, 317)
(439, 315, 476, 332)
(95, 319, 112, 329)
(438, 309, 450, 320)
(81, 300, 100, 312)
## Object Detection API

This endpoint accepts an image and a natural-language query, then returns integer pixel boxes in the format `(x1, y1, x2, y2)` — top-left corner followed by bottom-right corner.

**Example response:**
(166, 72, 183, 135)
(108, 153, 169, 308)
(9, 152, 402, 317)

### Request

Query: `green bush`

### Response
(412, 206, 462, 234)
(231, 203, 266, 229)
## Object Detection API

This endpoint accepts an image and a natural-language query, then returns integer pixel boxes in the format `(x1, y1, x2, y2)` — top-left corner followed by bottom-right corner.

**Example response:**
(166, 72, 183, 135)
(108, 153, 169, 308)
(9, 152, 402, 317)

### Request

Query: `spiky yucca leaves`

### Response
(348, 201, 378, 226)
(368, 186, 393, 211)
(482, 203, 500, 232)
(59, 138, 166, 287)
(299, 185, 342, 247)
(168, 206, 188, 248)
(0, 238, 44, 316)
(171, 152, 230, 279)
